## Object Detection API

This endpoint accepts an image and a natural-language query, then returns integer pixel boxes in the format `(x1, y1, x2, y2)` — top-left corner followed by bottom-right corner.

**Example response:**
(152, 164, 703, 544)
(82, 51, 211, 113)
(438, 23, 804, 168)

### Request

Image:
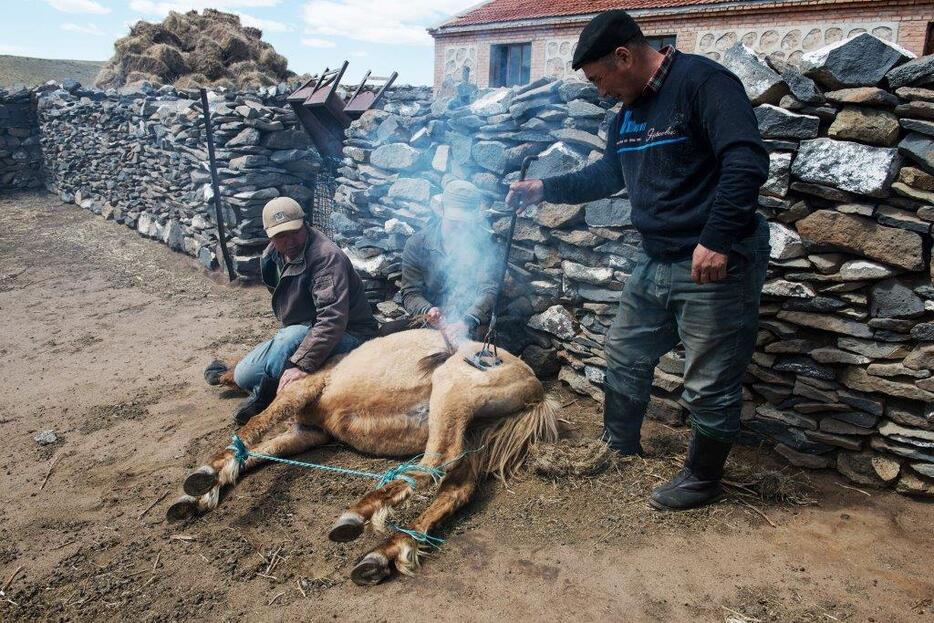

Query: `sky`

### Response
(0, 0, 485, 85)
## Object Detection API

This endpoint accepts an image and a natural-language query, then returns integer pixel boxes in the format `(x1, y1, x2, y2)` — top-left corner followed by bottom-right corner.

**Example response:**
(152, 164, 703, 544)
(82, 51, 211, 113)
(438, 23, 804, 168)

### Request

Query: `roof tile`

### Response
(440, 0, 748, 28)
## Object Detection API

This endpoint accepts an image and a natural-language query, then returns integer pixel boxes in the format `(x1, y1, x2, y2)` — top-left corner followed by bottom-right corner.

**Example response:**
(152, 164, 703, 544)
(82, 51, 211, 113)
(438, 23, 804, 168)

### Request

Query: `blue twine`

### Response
(226, 435, 481, 490)
(227, 435, 417, 487)
(225, 435, 483, 551)
(388, 522, 445, 548)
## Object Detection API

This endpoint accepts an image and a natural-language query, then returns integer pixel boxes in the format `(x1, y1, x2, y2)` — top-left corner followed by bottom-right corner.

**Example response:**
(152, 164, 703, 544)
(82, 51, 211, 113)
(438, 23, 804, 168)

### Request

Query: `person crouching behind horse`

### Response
(206, 197, 378, 425)
(381, 180, 498, 345)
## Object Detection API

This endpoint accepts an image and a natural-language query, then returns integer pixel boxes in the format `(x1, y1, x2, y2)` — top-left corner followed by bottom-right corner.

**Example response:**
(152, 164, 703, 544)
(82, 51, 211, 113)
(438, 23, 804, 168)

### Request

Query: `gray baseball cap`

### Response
(442, 180, 483, 222)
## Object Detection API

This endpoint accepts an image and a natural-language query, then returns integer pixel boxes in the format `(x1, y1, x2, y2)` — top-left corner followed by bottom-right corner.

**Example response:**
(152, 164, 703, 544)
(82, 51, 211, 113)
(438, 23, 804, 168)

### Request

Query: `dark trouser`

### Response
(603, 217, 770, 444)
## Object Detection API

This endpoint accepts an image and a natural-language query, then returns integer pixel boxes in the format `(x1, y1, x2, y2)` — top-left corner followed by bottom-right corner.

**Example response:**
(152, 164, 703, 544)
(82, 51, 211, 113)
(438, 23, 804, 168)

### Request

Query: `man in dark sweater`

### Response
(508, 10, 771, 511)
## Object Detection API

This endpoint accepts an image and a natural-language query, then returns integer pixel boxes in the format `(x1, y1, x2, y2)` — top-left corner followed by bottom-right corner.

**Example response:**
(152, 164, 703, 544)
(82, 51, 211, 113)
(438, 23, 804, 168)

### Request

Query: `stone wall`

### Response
(28, 81, 432, 278)
(35, 81, 322, 277)
(0, 88, 42, 191)
(333, 36, 934, 496)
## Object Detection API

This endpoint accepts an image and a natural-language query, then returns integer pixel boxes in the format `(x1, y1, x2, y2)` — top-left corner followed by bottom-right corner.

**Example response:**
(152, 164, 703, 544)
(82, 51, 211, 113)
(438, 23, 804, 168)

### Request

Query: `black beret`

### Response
(571, 10, 643, 70)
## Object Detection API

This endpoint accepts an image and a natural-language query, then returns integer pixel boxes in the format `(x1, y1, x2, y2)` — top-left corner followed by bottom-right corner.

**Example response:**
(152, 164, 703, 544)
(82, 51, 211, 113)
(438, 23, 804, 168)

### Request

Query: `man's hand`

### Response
(505, 179, 544, 214)
(441, 320, 469, 345)
(691, 244, 729, 284)
(426, 307, 443, 328)
(277, 367, 309, 393)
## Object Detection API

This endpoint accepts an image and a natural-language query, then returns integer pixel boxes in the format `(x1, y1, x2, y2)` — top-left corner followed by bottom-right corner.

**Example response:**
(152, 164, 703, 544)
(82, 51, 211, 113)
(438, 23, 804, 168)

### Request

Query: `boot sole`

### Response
(648, 490, 725, 512)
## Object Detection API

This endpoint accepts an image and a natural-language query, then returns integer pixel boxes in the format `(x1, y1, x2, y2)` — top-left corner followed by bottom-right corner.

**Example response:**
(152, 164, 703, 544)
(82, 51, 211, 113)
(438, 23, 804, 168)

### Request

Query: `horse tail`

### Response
(470, 394, 560, 482)
(417, 350, 455, 377)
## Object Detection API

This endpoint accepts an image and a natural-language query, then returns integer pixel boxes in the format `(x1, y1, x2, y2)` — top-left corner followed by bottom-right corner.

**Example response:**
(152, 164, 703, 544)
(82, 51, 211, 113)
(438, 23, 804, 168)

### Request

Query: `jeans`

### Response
(233, 325, 364, 391)
(603, 216, 770, 442)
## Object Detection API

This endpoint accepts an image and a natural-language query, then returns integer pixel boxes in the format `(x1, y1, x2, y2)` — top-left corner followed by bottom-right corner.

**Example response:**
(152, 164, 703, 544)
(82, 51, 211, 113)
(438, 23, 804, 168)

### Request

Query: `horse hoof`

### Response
(329, 512, 365, 542)
(183, 466, 218, 497)
(204, 359, 228, 386)
(166, 496, 199, 522)
(350, 552, 391, 586)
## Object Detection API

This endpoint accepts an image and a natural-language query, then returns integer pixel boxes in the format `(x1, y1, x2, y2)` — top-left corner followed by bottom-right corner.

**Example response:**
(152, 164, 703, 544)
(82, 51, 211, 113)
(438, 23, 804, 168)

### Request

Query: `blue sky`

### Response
(1, 0, 483, 85)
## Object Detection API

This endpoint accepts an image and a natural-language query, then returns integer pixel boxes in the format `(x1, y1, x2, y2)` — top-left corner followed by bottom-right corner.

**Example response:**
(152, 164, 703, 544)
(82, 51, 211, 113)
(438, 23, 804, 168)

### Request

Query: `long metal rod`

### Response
(486, 155, 538, 335)
(199, 88, 237, 282)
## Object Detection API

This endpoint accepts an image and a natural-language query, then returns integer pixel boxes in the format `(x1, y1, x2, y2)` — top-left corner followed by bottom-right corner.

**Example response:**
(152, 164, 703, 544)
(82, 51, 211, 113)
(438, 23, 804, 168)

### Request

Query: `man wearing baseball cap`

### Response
(507, 10, 770, 511)
(391, 180, 498, 343)
(205, 197, 377, 424)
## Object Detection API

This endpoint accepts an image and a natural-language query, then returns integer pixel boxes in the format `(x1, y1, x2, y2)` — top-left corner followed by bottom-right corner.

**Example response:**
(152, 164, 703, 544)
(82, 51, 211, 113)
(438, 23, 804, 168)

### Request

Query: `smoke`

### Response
(435, 206, 502, 344)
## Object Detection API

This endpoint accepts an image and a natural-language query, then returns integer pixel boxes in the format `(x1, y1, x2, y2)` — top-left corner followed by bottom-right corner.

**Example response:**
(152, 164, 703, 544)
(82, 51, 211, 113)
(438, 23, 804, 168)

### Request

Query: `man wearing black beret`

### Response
(508, 10, 771, 511)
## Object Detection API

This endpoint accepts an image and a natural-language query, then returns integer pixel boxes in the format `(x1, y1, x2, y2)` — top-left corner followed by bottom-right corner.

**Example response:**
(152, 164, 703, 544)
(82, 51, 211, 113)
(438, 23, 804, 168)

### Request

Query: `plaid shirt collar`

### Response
(642, 46, 677, 97)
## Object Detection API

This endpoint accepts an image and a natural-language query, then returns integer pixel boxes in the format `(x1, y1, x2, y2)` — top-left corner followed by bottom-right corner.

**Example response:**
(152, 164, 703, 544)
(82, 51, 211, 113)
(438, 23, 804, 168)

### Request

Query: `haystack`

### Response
(95, 8, 293, 90)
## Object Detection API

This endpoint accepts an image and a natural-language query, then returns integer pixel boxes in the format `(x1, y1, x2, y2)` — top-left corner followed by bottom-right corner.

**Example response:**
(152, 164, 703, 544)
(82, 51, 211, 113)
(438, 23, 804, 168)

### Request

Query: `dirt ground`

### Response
(0, 192, 932, 623)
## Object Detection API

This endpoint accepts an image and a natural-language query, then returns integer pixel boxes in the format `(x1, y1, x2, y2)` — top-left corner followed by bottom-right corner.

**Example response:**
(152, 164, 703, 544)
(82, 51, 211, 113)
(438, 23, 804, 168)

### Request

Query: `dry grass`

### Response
(95, 8, 293, 90)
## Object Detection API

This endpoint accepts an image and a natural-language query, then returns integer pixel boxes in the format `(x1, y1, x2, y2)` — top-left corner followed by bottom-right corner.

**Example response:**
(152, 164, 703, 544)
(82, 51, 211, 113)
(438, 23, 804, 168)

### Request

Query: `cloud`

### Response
(238, 14, 290, 33)
(301, 37, 336, 48)
(46, 0, 110, 14)
(302, 0, 477, 46)
(61, 22, 106, 36)
(128, 1, 288, 33)
(128, 0, 281, 10)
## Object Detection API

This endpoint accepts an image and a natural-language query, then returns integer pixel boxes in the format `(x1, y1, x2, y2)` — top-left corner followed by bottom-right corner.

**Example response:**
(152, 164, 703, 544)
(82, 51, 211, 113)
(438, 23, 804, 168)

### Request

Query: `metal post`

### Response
(199, 88, 237, 282)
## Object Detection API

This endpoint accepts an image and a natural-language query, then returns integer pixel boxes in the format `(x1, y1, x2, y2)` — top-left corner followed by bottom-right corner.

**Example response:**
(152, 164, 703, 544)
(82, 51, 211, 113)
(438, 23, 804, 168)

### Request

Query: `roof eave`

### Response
(428, 0, 869, 36)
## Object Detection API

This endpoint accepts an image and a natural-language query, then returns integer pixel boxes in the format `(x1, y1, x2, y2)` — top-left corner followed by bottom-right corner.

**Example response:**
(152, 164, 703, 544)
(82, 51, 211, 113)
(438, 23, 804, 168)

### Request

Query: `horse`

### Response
(166, 328, 559, 585)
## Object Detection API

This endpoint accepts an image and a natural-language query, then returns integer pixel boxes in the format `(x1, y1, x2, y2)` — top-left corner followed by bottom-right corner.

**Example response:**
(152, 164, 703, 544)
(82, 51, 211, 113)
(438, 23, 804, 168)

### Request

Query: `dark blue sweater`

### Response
(543, 51, 769, 261)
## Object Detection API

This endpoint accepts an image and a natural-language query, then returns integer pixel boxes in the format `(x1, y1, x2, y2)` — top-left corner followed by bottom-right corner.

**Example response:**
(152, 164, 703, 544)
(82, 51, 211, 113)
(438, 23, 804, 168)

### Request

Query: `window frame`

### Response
(489, 42, 532, 88)
(645, 34, 677, 51)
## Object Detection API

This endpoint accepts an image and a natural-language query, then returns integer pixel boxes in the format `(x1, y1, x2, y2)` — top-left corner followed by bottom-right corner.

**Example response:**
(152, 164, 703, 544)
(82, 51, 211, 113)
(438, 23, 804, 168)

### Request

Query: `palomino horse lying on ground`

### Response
(166, 328, 558, 585)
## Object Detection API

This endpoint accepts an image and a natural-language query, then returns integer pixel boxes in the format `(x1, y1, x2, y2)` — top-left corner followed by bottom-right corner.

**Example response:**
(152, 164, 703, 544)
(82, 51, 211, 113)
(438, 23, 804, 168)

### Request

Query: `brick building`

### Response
(429, 0, 934, 90)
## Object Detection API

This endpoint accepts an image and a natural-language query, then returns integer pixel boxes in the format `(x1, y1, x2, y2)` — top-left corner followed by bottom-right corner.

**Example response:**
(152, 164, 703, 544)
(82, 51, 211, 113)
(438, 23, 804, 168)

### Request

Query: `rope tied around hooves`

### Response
(226, 434, 475, 548)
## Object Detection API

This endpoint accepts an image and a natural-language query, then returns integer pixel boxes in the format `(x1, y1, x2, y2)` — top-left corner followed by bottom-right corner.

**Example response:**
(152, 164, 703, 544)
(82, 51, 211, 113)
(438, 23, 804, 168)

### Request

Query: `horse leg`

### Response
(167, 421, 330, 520)
(167, 373, 327, 519)
(329, 382, 476, 543)
(351, 456, 480, 586)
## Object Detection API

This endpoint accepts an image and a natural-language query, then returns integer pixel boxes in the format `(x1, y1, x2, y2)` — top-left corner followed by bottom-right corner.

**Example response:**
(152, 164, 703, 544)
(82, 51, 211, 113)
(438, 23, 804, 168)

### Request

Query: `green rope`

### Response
(388, 522, 445, 549)
(226, 435, 484, 551)
(226, 435, 480, 490)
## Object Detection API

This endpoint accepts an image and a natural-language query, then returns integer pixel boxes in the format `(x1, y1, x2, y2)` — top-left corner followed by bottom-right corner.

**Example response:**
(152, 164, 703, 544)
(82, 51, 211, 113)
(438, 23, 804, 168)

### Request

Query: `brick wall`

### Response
(433, 0, 934, 90)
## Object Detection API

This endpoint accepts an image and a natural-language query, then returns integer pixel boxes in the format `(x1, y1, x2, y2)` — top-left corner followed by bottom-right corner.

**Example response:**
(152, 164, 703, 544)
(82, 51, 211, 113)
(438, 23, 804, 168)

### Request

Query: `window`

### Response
(490, 43, 531, 87)
(926, 23, 934, 55)
(646, 35, 677, 51)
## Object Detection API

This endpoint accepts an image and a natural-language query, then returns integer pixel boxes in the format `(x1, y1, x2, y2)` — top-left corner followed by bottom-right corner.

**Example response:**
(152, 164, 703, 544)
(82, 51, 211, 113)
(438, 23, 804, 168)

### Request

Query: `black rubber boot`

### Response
(601, 387, 647, 456)
(233, 374, 277, 426)
(649, 431, 732, 511)
(203, 359, 228, 386)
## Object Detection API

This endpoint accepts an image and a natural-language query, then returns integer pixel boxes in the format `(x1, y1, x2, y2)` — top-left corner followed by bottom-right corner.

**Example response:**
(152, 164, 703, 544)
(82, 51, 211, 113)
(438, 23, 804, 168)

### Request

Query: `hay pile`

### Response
(94, 9, 293, 90)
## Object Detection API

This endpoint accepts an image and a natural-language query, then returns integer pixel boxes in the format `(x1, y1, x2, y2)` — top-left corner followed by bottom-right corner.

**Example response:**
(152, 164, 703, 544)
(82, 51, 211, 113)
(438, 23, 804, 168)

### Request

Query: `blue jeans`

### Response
(604, 216, 770, 442)
(233, 325, 364, 391)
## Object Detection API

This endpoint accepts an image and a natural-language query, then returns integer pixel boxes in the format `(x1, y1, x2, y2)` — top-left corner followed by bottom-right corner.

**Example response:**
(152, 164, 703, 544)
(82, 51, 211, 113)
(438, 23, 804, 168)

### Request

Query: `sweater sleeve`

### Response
(399, 234, 435, 317)
(541, 113, 626, 205)
(694, 72, 770, 253)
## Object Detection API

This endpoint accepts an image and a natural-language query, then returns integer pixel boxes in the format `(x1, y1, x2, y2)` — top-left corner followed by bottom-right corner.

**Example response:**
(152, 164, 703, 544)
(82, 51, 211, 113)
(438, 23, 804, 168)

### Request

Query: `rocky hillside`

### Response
(0, 55, 102, 89)
(95, 9, 293, 90)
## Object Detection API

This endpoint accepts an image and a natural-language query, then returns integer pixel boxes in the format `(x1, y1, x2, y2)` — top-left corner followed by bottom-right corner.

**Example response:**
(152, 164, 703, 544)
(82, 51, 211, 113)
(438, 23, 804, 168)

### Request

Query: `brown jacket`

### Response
(261, 226, 377, 372)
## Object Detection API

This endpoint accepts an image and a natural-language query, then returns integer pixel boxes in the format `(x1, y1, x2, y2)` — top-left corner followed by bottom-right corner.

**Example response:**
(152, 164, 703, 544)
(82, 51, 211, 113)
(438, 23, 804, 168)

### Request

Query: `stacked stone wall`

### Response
(0, 88, 42, 191)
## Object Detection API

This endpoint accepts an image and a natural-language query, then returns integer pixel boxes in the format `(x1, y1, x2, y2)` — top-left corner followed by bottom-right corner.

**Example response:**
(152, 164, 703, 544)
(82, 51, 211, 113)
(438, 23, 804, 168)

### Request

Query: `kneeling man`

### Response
(207, 197, 377, 424)
(383, 180, 497, 343)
